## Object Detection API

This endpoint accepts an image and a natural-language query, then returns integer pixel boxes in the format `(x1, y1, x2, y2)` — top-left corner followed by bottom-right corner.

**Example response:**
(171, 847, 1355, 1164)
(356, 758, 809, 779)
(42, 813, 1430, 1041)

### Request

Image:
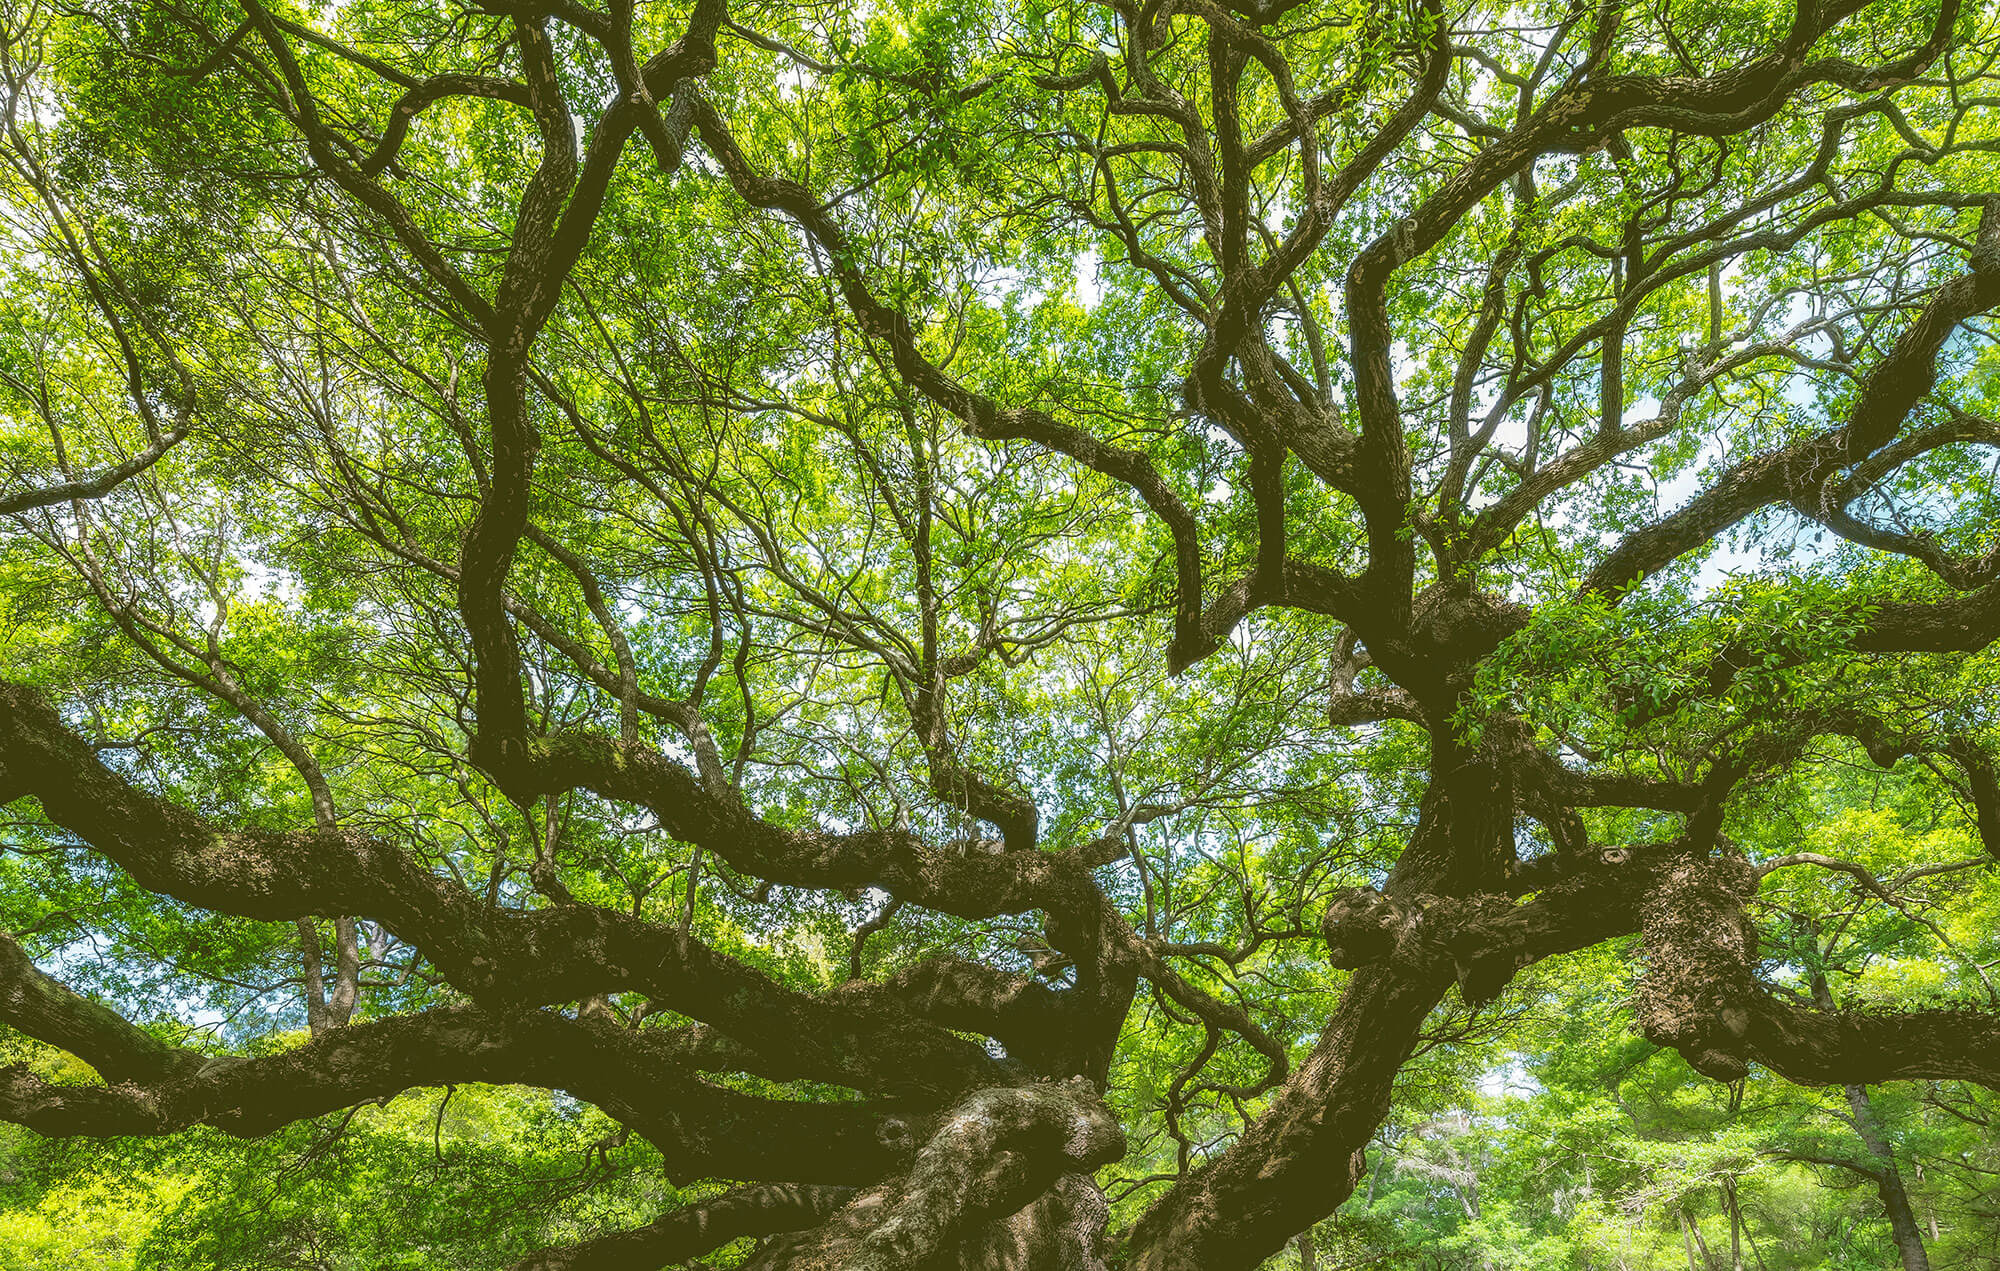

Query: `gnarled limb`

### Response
(0, 931, 200, 1084)
(0, 683, 1007, 1099)
(1584, 201, 2000, 600)
(0, 1002, 921, 1184)
(509, 1184, 857, 1271)
(744, 1081, 1123, 1271)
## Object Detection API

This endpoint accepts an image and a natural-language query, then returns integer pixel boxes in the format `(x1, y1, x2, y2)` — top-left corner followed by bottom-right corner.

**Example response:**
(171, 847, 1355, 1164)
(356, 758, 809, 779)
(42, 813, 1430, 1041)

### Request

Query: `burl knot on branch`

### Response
(1319, 886, 1539, 1005)
(756, 1078, 1124, 1271)
(1637, 853, 1762, 1082)
(1321, 887, 1413, 970)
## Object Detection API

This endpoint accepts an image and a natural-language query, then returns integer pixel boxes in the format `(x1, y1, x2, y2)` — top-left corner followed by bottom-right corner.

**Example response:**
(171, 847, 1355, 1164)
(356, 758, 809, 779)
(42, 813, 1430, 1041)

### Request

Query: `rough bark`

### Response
(1844, 1083, 1933, 1271)
(1, 1, 1996, 1266)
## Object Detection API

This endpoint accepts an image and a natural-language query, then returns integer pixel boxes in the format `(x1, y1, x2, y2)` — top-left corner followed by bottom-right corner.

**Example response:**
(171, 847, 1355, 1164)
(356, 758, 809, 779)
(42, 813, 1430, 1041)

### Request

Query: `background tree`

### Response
(1, 0, 1999, 1267)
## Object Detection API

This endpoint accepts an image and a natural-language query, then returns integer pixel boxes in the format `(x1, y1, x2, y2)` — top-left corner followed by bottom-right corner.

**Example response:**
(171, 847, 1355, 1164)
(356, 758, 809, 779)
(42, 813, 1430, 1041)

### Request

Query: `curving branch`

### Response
(356, 73, 533, 175)
(508, 1184, 857, 1271)
(740, 1080, 1124, 1271)
(682, 92, 1219, 673)
(0, 682, 1009, 1099)
(0, 931, 201, 1084)
(1745, 994, 2000, 1088)
(0, 1001, 918, 1185)
(1584, 201, 2000, 599)
(0, 428, 190, 516)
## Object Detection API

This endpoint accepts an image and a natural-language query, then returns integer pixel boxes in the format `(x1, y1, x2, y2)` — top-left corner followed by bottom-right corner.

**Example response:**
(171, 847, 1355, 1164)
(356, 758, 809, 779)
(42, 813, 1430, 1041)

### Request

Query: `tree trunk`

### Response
(1688, 1209, 1720, 1271)
(1122, 770, 1533, 1271)
(296, 918, 330, 1035)
(1844, 1082, 1931, 1271)
(1915, 1162, 1940, 1242)
(1122, 962, 1448, 1271)
(1722, 1177, 1744, 1271)
(748, 1172, 1114, 1270)
(1811, 970, 1930, 1271)
(328, 915, 361, 1027)
(296, 917, 360, 1035)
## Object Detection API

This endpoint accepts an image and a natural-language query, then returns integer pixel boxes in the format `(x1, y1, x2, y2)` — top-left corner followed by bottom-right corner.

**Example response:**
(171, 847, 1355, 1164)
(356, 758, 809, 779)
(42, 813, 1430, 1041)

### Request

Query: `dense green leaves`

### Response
(0, 0, 1997, 1266)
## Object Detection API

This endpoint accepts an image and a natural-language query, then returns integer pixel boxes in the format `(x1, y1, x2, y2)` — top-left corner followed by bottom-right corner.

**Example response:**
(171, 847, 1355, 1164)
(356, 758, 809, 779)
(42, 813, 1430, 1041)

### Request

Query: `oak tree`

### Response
(1, 0, 1999, 1266)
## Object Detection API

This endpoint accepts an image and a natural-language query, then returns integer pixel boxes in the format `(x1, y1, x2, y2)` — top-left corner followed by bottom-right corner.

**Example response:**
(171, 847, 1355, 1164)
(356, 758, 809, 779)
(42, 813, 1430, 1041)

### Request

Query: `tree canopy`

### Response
(1, 0, 1998, 1266)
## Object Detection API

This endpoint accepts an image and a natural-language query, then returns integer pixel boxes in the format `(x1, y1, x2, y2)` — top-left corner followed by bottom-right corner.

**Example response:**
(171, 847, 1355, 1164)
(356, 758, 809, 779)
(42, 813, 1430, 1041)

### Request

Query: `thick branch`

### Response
(0, 683, 1004, 1099)
(0, 932, 201, 1084)
(509, 1184, 856, 1271)
(1584, 203, 2000, 598)
(0, 1004, 917, 1185)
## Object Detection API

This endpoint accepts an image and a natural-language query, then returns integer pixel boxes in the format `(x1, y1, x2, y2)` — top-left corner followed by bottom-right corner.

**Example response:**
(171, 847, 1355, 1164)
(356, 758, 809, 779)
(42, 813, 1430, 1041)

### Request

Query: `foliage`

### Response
(0, 0, 1996, 1267)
